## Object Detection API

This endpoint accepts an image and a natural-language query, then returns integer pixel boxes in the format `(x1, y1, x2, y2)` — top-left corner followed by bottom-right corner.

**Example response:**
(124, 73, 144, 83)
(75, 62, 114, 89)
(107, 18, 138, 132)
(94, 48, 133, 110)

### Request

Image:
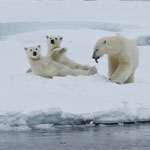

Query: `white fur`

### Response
(93, 36, 139, 84)
(46, 35, 91, 70)
(25, 45, 97, 78)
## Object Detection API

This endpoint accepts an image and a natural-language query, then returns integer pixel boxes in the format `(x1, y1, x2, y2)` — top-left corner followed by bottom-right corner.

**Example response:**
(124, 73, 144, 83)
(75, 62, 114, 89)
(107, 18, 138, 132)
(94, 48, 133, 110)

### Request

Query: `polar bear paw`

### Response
(79, 65, 91, 70)
(59, 47, 67, 55)
(83, 65, 91, 70)
(51, 47, 67, 59)
(89, 66, 97, 75)
(109, 77, 123, 84)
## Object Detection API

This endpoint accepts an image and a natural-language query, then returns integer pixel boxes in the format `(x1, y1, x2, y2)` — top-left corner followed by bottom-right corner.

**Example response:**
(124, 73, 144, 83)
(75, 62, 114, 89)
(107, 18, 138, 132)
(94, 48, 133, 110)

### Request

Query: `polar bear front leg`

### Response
(108, 56, 119, 77)
(110, 62, 133, 84)
(125, 73, 134, 83)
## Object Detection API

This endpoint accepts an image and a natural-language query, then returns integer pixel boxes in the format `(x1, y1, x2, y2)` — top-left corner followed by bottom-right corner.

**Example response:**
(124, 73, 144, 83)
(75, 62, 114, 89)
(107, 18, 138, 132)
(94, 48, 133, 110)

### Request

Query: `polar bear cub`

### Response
(46, 35, 91, 70)
(92, 36, 139, 84)
(25, 45, 97, 78)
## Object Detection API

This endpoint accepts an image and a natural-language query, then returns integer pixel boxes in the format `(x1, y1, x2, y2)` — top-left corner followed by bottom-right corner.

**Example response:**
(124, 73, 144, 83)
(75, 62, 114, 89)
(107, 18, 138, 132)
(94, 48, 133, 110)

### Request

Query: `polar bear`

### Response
(25, 45, 97, 78)
(92, 36, 139, 84)
(46, 35, 91, 70)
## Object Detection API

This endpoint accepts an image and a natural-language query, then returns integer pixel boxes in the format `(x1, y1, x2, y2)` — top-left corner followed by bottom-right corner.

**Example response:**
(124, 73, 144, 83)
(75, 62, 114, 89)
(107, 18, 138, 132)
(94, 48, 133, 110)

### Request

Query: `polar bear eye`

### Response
(95, 49, 98, 52)
(30, 49, 32, 51)
(36, 48, 38, 50)
(50, 38, 52, 39)
(55, 38, 57, 40)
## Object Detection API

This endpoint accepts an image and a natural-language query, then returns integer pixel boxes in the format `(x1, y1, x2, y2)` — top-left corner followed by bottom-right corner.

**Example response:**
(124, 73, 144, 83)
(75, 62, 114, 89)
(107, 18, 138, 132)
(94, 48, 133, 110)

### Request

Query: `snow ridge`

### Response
(1, 21, 150, 45)
(0, 104, 149, 132)
(0, 21, 137, 37)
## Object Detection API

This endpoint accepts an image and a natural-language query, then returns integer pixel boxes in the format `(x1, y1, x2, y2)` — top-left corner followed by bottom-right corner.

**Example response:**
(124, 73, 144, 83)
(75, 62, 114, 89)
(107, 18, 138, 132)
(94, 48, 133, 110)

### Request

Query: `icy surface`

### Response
(0, 0, 150, 131)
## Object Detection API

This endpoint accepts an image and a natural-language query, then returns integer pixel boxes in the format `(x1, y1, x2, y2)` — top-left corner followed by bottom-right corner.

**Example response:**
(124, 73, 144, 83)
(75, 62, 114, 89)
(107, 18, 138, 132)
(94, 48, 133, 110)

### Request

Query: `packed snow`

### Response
(0, 0, 150, 131)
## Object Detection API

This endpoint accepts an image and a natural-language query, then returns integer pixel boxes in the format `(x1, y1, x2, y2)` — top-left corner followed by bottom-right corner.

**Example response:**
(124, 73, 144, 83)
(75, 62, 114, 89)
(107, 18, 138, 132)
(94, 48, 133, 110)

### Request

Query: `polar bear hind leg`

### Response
(61, 56, 91, 70)
(58, 66, 97, 77)
(68, 66, 97, 76)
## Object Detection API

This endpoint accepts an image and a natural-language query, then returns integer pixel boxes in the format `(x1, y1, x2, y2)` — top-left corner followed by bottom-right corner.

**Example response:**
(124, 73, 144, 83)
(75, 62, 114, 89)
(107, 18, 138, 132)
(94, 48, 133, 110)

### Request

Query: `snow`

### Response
(0, 0, 150, 131)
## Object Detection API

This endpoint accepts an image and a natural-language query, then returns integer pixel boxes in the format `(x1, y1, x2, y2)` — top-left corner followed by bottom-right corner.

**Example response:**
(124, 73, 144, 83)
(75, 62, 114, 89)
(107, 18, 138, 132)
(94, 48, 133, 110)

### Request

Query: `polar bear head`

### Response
(24, 45, 41, 60)
(92, 36, 121, 63)
(92, 38, 109, 63)
(46, 35, 63, 50)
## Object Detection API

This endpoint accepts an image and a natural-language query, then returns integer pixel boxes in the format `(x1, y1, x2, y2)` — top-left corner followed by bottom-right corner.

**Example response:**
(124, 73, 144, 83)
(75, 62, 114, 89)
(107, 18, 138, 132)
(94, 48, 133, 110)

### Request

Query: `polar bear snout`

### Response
(92, 51, 95, 58)
(92, 52, 99, 62)
(33, 51, 37, 56)
(92, 56, 99, 59)
(92, 50, 99, 59)
(51, 39, 55, 44)
(92, 54, 96, 59)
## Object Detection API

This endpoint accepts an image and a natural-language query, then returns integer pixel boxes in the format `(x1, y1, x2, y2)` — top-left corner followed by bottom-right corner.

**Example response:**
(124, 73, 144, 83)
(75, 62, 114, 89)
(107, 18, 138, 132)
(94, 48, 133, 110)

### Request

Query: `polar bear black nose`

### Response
(33, 52, 37, 56)
(92, 53, 96, 59)
(51, 39, 55, 44)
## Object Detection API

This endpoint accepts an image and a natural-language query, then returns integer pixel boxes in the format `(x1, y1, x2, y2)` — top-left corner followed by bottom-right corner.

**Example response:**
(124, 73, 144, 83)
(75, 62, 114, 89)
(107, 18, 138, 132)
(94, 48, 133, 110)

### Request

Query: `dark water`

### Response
(0, 124, 150, 150)
(120, 0, 150, 2)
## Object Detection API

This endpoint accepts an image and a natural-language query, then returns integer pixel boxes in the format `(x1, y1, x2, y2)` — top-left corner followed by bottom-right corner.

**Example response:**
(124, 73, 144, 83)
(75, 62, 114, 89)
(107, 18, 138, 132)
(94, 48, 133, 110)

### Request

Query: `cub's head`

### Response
(92, 38, 109, 63)
(46, 35, 63, 49)
(24, 45, 41, 60)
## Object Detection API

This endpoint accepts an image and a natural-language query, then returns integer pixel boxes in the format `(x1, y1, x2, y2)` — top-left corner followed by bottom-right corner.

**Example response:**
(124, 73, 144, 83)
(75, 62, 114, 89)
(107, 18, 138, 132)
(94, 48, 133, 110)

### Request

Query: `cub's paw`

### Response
(59, 47, 67, 54)
(80, 65, 90, 70)
(75, 65, 90, 70)
(83, 65, 90, 70)
(89, 66, 97, 75)
(51, 48, 66, 60)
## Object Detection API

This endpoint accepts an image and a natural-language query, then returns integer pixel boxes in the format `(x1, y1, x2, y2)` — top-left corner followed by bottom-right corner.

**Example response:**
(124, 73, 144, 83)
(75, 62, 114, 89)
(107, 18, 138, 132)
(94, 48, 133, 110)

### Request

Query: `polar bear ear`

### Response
(24, 47, 28, 51)
(60, 37, 63, 41)
(38, 45, 41, 48)
(103, 40, 107, 44)
(46, 35, 49, 39)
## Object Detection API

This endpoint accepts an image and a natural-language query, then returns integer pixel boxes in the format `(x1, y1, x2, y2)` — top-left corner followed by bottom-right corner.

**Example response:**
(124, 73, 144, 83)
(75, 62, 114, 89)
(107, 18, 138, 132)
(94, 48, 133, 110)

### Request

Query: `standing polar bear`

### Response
(92, 36, 139, 84)
(46, 35, 91, 70)
(25, 45, 97, 78)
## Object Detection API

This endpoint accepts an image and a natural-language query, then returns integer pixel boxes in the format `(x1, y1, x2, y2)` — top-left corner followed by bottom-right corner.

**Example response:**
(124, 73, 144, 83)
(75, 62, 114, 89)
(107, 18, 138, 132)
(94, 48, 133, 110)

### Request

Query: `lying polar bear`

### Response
(26, 35, 93, 73)
(46, 35, 91, 70)
(92, 36, 139, 84)
(25, 45, 97, 78)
